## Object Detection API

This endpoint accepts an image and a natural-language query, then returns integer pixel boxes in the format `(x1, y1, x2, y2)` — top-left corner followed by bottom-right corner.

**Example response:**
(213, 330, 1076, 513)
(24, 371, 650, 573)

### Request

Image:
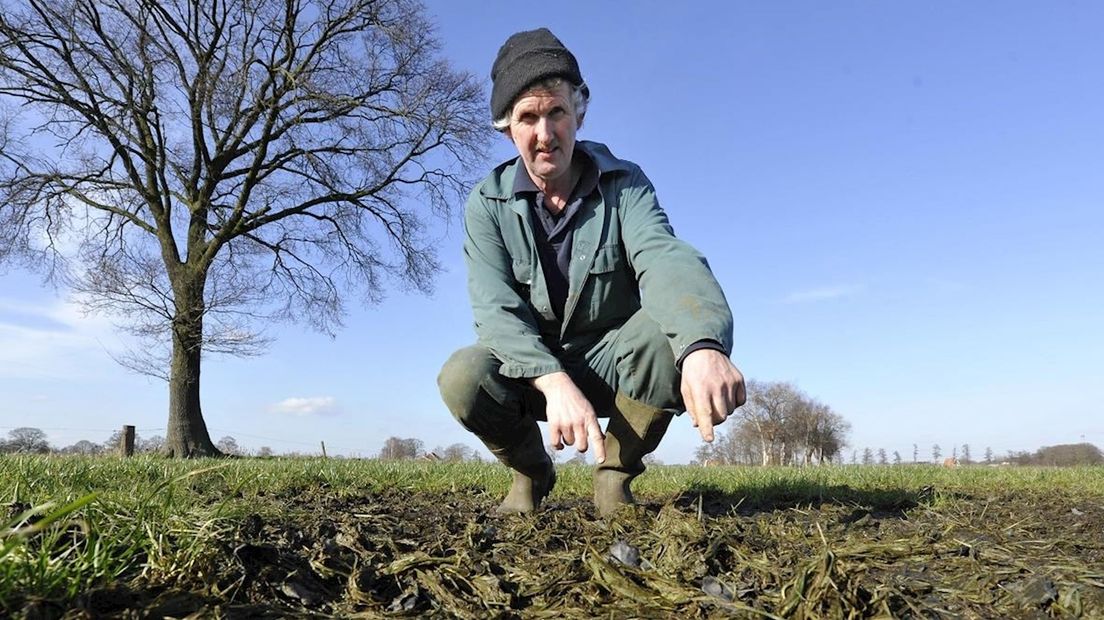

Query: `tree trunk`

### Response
(164, 276, 221, 458)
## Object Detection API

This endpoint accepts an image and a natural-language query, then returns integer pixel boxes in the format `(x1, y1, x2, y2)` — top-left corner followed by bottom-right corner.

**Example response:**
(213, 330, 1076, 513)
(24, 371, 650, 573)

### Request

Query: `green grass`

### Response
(1, 454, 1101, 614)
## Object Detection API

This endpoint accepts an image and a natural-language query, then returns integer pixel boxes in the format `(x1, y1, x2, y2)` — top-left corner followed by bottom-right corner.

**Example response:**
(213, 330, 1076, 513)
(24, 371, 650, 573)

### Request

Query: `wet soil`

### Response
(52, 486, 1104, 618)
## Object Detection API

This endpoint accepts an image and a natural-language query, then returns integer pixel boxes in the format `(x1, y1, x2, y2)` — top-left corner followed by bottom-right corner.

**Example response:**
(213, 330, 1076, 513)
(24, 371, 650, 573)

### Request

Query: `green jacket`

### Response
(463, 140, 733, 379)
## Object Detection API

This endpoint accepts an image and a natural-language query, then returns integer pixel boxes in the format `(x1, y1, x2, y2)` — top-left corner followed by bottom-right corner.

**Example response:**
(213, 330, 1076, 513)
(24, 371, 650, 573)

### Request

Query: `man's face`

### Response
(505, 82, 578, 188)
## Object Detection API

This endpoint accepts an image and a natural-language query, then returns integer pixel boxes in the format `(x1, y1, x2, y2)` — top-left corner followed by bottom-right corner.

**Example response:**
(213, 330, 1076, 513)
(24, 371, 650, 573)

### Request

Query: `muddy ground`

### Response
(42, 483, 1104, 618)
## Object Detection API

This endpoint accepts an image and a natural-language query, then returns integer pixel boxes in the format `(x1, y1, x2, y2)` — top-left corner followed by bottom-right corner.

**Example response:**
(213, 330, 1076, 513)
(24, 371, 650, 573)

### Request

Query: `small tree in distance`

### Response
(932, 444, 942, 463)
(379, 437, 424, 460)
(61, 440, 104, 456)
(216, 436, 242, 456)
(1, 427, 50, 454)
(436, 443, 482, 462)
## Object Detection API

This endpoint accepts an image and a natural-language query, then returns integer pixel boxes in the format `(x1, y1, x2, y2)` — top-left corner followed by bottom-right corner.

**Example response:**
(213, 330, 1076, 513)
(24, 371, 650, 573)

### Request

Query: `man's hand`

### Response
(532, 372, 607, 464)
(680, 349, 746, 442)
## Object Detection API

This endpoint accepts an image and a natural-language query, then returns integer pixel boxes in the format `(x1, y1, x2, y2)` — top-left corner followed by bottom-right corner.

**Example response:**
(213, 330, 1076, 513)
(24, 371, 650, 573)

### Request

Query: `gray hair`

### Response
(492, 77, 589, 132)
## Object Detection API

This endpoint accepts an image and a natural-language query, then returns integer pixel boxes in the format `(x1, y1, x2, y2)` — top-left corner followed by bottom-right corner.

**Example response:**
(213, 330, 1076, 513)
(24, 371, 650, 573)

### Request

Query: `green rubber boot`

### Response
(486, 418, 556, 514)
(594, 393, 673, 517)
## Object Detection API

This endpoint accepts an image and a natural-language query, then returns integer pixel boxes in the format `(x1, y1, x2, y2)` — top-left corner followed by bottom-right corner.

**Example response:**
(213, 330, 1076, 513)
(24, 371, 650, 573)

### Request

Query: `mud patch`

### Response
(31, 485, 1094, 618)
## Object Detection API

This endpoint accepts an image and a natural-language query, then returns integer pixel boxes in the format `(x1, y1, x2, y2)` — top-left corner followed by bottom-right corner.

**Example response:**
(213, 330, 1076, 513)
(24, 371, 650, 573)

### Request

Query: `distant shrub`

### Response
(1013, 443, 1103, 467)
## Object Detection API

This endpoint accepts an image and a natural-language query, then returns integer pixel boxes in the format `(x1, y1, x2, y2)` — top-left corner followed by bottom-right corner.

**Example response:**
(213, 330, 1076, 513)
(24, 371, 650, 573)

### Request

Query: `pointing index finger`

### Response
(588, 419, 607, 464)
(697, 409, 715, 443)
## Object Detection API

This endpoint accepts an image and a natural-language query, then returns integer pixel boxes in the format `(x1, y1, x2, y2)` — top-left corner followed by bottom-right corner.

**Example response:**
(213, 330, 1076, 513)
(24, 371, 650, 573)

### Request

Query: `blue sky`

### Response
(2, 1, 1102, 462)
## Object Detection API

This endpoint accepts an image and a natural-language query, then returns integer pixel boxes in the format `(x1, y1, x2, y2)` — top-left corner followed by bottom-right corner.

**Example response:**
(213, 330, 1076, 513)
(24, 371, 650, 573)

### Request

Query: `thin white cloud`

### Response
(0, 297, 123, 379)
(783, 284, 864, 304)
(269, 396, 338, 416)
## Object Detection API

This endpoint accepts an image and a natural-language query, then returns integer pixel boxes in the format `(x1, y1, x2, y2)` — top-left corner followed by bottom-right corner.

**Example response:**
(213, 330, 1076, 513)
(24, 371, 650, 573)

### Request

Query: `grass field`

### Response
(2, 456, 1102, 618)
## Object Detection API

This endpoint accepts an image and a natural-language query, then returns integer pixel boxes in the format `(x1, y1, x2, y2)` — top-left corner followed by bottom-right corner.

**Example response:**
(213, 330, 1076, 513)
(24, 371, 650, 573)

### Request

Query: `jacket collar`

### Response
(478, 140, 631, 202)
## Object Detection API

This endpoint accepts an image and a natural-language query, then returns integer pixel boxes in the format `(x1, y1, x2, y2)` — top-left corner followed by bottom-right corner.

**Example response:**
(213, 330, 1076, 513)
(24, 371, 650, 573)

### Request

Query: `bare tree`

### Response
(215, 435, 242, 455)
(61, 439, 104, 455)
(2, 427, 50, 453)
(693, 419, 761, 465)
(742, 381, 849, 466)
(378, 436, 422, 460)
(737, 380, 802, 465)
(697, 381, 849, 466)
(984, 446, 993, 464)
(437, 442, 479, 462)
(138, 434, 165, 453)
(931, 444, 942, 463)
(805, 403, 849, 465)
(0, 0, 488, 456)
(960, 443, 971, 465)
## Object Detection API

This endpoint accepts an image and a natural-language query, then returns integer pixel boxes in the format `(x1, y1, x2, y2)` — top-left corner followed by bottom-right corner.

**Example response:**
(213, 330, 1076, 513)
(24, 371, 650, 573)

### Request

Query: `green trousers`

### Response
(438, 309, 683, 446)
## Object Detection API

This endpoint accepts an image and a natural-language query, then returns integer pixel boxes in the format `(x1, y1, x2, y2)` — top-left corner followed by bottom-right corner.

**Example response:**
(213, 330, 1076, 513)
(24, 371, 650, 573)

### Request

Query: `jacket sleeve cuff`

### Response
(498, 361, 566, 379)
(676, 339, 728, 369)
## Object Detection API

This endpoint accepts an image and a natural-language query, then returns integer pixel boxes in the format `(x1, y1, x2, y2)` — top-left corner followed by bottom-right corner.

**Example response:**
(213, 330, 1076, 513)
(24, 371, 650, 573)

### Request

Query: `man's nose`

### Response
(535, 116, 553, 143)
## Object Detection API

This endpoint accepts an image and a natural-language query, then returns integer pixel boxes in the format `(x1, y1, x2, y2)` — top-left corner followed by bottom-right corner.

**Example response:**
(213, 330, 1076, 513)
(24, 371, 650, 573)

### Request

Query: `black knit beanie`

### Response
(490, 28, 588, 122)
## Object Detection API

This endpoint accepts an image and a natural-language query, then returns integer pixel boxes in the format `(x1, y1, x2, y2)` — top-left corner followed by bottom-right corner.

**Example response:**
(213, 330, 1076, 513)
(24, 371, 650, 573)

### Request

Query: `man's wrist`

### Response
(532, 371, 572, 393)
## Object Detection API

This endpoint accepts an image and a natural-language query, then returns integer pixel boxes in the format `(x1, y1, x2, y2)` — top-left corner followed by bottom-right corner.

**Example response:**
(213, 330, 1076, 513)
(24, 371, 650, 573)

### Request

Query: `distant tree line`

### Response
(4, 426, 1100, 467)
(1005, 443, 1103, 467)
(693, 381, 850, 466)
(0, 427, 484, 462)
(844, 442, 1104, 468)
(0, 427, 170, 456)
(376, 436, 484, 462)
(0, 427, 254, 457)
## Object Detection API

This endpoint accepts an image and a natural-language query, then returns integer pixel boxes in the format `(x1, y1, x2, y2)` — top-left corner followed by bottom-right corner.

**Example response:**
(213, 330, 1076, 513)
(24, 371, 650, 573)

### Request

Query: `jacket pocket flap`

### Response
(511, 259, 533, 284)
(589, 245, 623, 274)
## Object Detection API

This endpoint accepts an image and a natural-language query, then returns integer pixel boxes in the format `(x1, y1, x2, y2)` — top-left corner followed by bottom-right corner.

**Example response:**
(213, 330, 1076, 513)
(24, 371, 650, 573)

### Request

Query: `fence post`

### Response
(120, 425, 135, 457)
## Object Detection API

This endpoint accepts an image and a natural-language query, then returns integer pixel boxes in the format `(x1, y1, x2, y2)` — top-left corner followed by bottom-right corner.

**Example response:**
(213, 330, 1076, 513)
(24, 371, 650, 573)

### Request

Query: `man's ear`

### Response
(576, 112, 586, 130)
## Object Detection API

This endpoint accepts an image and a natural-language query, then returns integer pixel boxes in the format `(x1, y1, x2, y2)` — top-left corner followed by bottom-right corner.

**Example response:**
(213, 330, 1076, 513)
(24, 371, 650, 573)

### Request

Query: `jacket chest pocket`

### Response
(583, 244, 637, 324)
(512, 257, 557, 324)
(511, 258, 533, 289)
(589, 244, 622, 275)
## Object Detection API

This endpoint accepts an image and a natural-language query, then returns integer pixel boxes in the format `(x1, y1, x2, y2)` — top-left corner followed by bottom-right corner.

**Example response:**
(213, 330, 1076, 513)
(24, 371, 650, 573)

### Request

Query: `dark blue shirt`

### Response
(512, 151, 599, 320)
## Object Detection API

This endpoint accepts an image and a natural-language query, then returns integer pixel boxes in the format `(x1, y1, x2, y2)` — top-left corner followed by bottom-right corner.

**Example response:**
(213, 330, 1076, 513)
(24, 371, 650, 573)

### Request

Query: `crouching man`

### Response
(438, 28, 745, 516)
